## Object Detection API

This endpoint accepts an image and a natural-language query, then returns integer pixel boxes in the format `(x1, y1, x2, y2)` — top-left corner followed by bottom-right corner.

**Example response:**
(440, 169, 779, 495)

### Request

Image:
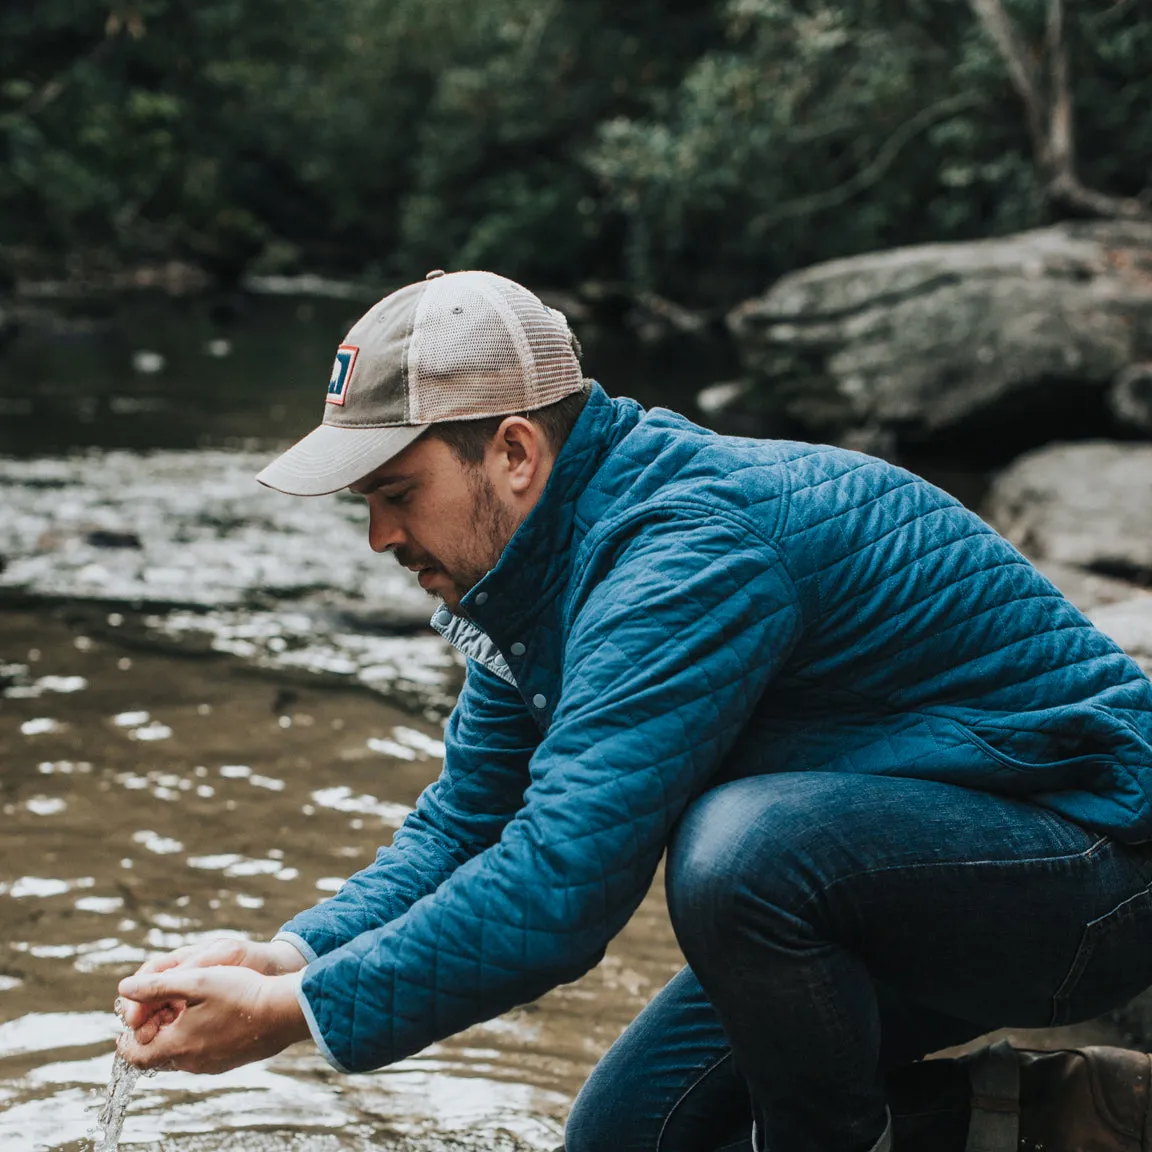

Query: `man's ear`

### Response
(494, 416, 544, 497)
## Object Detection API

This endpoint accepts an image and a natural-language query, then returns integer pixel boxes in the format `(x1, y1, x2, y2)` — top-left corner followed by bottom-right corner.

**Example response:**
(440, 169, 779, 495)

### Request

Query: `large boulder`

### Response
(727, 222, 1152, 444)
(1110, 363, 1152, 434)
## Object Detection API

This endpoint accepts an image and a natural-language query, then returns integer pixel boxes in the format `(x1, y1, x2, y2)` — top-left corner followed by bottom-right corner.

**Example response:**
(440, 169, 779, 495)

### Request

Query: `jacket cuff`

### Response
(272, 930, 318, 965)
(295, 976, 349, 1073)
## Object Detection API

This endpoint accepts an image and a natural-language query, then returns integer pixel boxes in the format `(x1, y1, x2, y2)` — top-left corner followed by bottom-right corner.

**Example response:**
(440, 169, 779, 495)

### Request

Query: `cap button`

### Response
(425, 269, 446, 280)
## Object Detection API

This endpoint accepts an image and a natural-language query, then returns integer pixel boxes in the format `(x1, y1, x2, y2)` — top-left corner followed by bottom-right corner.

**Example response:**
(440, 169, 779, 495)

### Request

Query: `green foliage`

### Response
(587, 0, 1151, 301)
(1, 0, 1149, 300)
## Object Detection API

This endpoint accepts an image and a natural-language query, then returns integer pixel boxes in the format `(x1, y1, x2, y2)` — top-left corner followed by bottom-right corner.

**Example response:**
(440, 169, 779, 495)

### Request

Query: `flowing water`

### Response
(0, 600, 691, 1150)
(91, 1053, 152, 1151)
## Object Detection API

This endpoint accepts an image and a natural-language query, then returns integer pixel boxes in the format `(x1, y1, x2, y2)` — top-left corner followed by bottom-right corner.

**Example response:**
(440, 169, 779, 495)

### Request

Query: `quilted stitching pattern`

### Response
(284, 384, 1152, 1073)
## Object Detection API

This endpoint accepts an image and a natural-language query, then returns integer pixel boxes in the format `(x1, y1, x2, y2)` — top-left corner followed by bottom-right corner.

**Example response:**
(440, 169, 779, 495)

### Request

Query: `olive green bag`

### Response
(889, 1039, 1152, 1151)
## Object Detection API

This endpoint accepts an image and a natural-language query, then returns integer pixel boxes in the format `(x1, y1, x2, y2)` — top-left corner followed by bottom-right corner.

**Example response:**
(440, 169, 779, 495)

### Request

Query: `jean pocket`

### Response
(1051, 882, 1152, 1027)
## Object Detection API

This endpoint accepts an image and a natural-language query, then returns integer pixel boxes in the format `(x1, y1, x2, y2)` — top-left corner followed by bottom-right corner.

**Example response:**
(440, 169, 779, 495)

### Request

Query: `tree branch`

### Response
(967, 0, 1150, 221)
(14, 35, 115, 118)
(750, 91, 984, 233)
(1047, 173, 1152, 219)
(1046, 0, 1072, 175)
(968, 0, 1047, 159)
(1088, 0, 1141, 28)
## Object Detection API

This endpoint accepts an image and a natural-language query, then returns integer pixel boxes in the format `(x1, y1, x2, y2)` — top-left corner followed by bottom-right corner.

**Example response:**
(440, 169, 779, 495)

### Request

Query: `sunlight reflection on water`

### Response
(0, 1010, 569, 1151)
(0, 606, 683, 1151)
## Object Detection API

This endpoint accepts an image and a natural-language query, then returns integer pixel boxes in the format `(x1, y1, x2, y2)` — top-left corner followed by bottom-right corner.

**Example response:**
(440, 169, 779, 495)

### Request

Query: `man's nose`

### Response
(367, 502, 405, 554)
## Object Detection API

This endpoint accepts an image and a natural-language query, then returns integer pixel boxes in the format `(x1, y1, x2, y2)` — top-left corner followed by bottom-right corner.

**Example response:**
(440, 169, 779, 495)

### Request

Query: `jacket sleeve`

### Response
(297, 512, 802, 1071)
(275, 658, 540, 962)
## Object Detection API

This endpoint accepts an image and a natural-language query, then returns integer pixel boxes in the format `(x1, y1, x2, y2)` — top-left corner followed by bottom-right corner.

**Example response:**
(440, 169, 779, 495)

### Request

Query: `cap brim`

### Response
(255, 422, 430, 496)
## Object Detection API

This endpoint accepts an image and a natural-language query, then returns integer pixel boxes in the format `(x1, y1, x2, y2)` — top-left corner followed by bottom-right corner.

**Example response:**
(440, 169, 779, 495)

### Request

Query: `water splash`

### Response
(90, 1050, 148, 1151)
(87, 1002, 158, 1152)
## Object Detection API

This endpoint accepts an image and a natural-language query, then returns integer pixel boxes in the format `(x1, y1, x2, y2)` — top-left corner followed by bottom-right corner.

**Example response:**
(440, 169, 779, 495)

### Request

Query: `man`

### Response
(118, 269, 1152, 1152)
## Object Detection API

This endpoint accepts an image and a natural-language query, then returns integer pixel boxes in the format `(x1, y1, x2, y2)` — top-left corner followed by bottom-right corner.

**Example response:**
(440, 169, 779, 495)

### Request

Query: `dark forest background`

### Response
(3, 0, 1149, 304)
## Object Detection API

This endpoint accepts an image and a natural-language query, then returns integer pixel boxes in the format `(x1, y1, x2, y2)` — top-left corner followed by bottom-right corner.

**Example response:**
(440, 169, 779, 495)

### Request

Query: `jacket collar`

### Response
(430, 382, 643, 664)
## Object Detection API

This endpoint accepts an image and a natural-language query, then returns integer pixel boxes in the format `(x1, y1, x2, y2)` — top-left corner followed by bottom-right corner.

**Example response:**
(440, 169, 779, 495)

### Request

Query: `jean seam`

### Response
(789, 834, 1111, 926)
(779, 832, 1109, 1031)
(655, 1049, 739, 1152)
(1050, 877, 1152, 1025)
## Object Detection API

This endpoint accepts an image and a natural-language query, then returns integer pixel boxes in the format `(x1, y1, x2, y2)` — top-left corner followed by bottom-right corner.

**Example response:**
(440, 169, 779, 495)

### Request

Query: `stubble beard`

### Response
(422, 470, 521, 609)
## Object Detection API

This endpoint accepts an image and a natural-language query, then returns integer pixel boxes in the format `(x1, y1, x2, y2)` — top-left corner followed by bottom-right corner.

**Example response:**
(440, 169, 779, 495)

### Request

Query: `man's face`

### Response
(349, 434, 525, 613)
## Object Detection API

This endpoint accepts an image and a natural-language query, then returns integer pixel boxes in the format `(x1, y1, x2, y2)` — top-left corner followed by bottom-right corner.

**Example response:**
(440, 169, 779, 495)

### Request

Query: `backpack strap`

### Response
(965, 1040, 1021, 1152)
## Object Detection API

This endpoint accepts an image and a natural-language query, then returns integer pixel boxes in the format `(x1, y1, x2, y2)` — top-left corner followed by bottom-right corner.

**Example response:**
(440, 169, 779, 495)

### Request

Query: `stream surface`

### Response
(0, 604, 683, 1150)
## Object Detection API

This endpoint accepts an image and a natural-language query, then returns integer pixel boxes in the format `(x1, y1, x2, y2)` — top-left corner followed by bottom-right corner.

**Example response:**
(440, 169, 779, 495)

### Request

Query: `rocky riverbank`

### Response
(724, 221, 1152, 457)
(0, 450, 460, 718)
(6, 430, 1152, 714)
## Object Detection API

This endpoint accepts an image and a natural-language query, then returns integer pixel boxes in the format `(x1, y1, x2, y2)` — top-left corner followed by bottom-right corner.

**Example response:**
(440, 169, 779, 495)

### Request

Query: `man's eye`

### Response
(384, 490, 411, 506)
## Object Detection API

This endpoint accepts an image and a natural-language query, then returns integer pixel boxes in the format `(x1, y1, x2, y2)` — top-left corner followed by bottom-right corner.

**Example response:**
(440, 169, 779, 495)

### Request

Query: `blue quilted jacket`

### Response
(279, 383, 1152, 1073)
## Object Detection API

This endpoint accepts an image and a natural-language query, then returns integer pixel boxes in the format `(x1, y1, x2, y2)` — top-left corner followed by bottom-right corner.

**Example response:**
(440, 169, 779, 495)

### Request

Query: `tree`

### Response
(587, 0, 1152, 302)
(968, 0, 1150, 220)
(2, 0, 1149, 297)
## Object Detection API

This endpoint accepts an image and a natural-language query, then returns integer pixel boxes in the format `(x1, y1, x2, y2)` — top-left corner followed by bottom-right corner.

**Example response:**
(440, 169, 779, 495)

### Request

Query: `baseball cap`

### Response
(256, 269, 585, 496)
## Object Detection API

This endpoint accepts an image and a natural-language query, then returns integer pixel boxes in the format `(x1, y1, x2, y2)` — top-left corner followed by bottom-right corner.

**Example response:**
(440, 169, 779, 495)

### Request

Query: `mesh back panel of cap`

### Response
(409, 272, 582, 422)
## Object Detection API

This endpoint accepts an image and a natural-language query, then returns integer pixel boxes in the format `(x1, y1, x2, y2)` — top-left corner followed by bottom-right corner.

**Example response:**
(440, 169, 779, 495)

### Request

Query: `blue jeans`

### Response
(565, 772, 1152, 1152)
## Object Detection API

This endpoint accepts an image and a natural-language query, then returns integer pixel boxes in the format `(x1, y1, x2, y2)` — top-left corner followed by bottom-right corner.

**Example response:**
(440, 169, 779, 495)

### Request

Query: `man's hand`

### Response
(116, 966, 310, 1074)
(117, 938, 306, 1034)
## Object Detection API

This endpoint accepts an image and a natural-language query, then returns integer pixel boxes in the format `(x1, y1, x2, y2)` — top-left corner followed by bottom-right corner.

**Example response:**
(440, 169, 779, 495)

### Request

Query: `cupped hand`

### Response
(116, 966, 309, 1074)
(117, 937, 306, 1033)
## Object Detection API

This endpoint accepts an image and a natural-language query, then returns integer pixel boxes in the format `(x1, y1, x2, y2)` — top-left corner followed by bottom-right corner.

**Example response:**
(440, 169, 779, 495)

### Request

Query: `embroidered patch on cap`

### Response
(326, 344, 359, 406)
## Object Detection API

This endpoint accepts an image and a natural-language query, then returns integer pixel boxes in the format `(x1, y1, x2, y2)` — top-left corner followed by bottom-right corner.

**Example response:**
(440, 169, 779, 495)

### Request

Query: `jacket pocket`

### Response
(945, 716, 1113, 784)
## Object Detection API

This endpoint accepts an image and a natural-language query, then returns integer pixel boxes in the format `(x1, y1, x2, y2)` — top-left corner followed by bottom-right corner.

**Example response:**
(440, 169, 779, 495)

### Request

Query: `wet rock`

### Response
(1032, 562, 1151, 615)
(153, 607, 460, 718)
(727, 222, 1152, 446)
(835, 423, 898, 462)
(982, 441, 1152, 585)
(85, 529, 143, 549)
(0, 450, 430, 617)
(150, 1134, 538, 1151)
